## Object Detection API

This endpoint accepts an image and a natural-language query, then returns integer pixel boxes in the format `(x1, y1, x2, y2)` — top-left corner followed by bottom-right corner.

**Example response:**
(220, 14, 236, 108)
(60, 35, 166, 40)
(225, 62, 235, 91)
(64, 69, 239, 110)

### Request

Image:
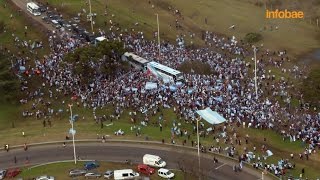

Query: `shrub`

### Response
(0, 21, 5, 33)
(244, 32, 263, 44)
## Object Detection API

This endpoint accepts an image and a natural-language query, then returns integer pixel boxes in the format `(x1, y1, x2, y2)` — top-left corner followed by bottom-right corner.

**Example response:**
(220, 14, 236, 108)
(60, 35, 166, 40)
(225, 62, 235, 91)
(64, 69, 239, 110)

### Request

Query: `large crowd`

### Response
(5, 3, 319, 178)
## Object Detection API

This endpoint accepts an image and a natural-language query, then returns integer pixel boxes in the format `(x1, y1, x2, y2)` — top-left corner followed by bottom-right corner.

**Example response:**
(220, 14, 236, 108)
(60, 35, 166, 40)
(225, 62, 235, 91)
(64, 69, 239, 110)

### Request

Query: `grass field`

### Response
(39, 0, 320, 57)
(18, 161, 192, 179)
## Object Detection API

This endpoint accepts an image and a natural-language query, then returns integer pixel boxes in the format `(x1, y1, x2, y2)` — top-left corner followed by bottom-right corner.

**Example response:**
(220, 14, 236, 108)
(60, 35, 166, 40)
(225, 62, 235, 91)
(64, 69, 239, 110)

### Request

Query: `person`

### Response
(24, 143, 28, 151)
(14, 156, 17, 164)
(63, 142, 66, 148)
(5, 144, 9, 152)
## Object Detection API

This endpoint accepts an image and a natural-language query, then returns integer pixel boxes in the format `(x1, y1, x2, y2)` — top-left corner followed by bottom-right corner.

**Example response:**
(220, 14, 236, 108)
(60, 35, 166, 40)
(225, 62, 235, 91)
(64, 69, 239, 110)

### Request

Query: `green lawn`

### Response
(39, 0, 319, 56)
(19, 161, 193, 179)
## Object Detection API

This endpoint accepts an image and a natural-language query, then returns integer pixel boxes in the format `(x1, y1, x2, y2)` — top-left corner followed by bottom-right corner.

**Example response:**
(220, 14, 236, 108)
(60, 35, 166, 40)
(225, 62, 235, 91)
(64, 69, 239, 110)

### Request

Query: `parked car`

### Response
(38, 4, 47, 12)
(72, 17, 80, 23)
(69, 169, 87, 177)
(84, 161, 100, 170)
(0, 170, 6, 180)
(35, 175, 55, 180)
(5, 168, 21, 178)
(157, 168, 174, 179)
(84, 172, 102, 178)
(137, 164, 155, 176)
(103, 170, 113, 179)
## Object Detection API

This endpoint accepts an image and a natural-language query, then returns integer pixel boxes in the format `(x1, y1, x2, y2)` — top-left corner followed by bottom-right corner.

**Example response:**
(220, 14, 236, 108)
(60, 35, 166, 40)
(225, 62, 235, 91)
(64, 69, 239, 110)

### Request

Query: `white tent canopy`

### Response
(196, 107, 226, 125)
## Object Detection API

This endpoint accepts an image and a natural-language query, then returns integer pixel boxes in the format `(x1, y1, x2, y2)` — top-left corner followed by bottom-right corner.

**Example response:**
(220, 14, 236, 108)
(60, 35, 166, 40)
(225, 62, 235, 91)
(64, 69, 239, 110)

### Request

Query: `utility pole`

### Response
(68, 104, 77, 164)
(156, 13, 161, 57)
(196, 118, 201, 180)
(253, 46, 258, 99)
(88, 0, 94, 34)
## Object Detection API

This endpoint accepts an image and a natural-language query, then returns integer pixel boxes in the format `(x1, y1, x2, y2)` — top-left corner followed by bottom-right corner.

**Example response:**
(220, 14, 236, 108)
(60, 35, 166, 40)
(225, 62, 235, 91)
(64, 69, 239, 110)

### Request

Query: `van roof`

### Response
(144, 154, 161, 160)
(114, 169, 134, 173)
(158, 168, 169, 173)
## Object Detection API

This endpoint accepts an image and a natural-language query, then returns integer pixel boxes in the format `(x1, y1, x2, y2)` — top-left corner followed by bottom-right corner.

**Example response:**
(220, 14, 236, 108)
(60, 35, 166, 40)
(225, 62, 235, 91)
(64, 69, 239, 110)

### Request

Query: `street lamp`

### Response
(155, 13, 160, 57)
(68, 104, 77, 164)
(253, 46, 258, 99)
(88, 0, 94, 34)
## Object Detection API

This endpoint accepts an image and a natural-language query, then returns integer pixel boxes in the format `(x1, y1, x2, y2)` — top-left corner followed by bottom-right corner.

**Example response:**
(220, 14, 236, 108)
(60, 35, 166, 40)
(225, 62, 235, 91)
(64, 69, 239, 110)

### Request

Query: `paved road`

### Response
(10, 0, 56, 32)
(0, 142, 263, 180)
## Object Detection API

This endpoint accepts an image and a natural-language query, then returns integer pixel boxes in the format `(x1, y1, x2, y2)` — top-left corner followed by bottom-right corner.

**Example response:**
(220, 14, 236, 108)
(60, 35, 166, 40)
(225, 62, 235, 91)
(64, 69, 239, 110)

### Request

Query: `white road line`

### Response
(215, 163, 227, 170)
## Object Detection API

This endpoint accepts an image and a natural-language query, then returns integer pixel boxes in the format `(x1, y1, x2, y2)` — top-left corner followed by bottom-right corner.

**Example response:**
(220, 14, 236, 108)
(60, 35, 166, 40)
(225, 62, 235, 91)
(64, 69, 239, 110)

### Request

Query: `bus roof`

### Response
(148, 61, 182, 76)
(124, 52, 149, 64)
(27, 2, 39, 9)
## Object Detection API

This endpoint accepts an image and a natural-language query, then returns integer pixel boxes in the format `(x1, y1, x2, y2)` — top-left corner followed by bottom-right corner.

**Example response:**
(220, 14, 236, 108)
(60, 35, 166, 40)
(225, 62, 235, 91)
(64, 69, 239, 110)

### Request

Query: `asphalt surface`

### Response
(0, 142, 263, 180)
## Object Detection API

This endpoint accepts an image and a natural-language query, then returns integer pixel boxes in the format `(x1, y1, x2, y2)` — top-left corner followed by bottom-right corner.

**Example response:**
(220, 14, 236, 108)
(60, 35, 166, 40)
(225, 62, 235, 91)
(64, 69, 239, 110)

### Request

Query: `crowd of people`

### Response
(4, 2, 319, 178)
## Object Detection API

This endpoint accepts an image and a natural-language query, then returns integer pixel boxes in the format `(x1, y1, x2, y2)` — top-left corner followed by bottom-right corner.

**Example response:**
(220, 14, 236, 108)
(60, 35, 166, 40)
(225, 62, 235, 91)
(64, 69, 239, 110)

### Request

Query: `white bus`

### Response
(27, 2, 41, 16)
(147, 61, 183, 82)
(122, 52, 150, 71)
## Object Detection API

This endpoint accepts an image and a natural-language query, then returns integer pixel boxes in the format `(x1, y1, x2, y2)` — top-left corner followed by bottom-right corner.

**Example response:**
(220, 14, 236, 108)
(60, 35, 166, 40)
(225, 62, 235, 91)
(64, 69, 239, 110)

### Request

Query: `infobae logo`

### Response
(266, 9, 304, 19)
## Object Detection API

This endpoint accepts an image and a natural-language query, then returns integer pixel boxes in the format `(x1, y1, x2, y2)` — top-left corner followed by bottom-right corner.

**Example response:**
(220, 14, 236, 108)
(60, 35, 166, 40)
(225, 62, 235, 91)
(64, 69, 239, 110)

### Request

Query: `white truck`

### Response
(113, 169, 139, 180)
(143, 154, 166, 168)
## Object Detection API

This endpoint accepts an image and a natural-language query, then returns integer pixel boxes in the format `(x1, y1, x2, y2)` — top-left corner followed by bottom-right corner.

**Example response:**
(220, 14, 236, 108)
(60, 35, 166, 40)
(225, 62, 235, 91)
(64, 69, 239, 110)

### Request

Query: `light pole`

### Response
(253, 46, 258, 99)
(156, 13, 160, 57)
(196, 117, 201, 179)
(88, 0, 94, 34)
(68, 104, 77, 164)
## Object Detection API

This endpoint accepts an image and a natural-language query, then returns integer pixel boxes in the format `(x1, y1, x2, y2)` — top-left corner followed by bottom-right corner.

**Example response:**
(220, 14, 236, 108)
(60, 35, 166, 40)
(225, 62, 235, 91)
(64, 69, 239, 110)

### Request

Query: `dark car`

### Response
(69, 169, 87, 177)
(84, 161, 99, 170)
(38, 4, 47, 12)
(46, 11, 54, 18)
(5, 168, 21, 178)
(137, 164, 155, 176)
(42, 16, 50, 24)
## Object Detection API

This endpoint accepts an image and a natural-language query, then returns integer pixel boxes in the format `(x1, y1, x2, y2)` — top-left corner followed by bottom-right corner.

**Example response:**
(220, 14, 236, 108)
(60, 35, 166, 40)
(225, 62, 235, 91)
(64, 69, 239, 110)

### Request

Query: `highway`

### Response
(0, 142, 263, 180)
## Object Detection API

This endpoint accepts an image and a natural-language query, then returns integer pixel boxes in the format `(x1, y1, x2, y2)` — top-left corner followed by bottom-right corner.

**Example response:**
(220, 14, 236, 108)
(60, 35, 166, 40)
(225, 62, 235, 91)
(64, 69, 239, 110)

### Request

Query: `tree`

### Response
(244, 33, 262, 44)
(64, 40, 127, 82)
(0, 54, 19, 103)
(0, 21, 5, 34)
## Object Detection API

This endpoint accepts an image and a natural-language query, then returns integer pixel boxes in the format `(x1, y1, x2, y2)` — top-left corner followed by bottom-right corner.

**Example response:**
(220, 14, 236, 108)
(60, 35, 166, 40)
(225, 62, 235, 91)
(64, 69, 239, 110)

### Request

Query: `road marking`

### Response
(215, 163, 226, 170)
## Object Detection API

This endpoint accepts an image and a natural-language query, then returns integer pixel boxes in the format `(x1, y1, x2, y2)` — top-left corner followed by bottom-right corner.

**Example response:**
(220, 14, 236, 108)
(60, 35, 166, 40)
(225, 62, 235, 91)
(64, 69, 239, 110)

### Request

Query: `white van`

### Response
(143, 154, 166, 168)
(114, 169, 139, 180)
(158, 168, 175, 179)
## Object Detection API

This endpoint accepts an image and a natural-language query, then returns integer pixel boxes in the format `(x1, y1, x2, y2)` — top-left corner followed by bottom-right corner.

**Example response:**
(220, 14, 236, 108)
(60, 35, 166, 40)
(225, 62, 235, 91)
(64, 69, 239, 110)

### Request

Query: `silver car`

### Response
(85, 172, 102, 178)
(69, 169, 87, 177)
(0, 170, 6, 180)
(35, 175, 55, 180)
(103, 170, 113, 179)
